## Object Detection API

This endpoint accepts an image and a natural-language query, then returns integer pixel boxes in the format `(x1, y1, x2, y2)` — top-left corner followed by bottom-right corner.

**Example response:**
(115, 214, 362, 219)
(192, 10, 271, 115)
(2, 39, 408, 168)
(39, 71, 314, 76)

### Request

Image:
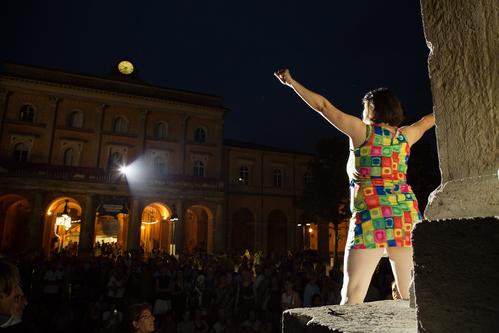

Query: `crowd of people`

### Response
(0, 246, 397, 332)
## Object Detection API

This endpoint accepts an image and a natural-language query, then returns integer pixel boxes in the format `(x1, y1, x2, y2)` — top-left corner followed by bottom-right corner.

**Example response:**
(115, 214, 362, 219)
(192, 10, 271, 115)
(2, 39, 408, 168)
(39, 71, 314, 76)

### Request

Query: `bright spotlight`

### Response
(119, 165, 129, 175)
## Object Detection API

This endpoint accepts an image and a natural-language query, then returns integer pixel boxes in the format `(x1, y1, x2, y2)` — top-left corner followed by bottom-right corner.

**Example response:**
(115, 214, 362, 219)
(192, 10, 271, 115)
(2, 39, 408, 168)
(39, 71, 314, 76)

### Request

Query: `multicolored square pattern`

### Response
(349, 125, 422, 249)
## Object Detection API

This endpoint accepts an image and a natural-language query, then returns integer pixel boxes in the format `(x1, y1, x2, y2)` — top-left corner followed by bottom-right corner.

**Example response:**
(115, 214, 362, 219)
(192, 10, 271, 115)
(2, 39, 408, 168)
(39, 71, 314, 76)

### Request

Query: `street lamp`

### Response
(170, 204, 179, 255)
(54, 199, 72, 253)
(55, 200, 72, 230)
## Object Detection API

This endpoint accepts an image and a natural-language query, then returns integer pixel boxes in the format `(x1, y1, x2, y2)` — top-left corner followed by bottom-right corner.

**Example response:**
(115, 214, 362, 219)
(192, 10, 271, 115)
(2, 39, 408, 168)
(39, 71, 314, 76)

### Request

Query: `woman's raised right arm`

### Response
(400, 113, 435, 146)
(274, 69, 366, 147)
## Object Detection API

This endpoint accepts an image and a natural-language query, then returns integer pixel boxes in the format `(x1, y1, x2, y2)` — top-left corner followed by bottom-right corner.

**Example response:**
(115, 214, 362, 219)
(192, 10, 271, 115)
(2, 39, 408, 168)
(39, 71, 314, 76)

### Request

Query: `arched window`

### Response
(113, 116, 128, 134)
(154, 156, 167, 175)
(18, 104, 34, 122)
(13, 143, 29, 162)
(154, 122, 168, 139)
(108, 151, 123, 168)
(193, 160, 205, 177)
(63, 148, 74, 166)
(304, 171, 314, 185)
(68, 110, 84, 128)
(272, 168, 283, 188)
(194, 127, 206, 143)
(239, 165, 249, 185)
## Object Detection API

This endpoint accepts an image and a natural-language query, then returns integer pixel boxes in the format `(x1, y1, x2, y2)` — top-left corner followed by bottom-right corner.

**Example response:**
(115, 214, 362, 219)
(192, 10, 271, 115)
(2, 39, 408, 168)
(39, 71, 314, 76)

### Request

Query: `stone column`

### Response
(78, 195, 96, 257)
(126, 198, 142, 253)
(216, 123, 224, 180)
(95, 104, 107, 168)
(214, 203, 224, 253)
(138, 110, 148, 154)
(413, 1, 499, 332)
(174, 199, 184, 252)
(181, 115, 189, 175)
(287, 220, 295, 253)
(0, 89, 10, 140)
(27, 191, 44, 252)
(47, 96, 60, 164)
(422, 0, 498, 220)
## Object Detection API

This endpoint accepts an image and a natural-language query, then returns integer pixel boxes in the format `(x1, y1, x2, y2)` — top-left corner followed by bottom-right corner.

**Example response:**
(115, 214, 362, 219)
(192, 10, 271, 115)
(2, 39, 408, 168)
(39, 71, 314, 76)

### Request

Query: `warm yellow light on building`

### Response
(141, 225, 146, 230)
(309, 227, 313, 233)
(47, 211, 52, 216)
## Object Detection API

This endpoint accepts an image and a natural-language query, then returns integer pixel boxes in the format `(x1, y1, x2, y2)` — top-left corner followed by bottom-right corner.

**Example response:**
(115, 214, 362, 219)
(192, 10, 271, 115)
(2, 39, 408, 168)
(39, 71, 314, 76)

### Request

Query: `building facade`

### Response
(0, 62, 346, 259)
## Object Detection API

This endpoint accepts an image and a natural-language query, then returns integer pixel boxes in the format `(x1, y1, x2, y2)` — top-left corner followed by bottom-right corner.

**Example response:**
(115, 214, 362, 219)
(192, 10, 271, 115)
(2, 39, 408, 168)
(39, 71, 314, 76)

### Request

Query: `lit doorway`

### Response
(44, 197, 82, 256)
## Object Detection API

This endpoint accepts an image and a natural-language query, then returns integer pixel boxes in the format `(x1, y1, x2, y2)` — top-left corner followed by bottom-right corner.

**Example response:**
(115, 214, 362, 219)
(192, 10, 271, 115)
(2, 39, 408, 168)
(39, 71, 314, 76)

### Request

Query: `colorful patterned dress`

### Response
(346, 124, 422, 249)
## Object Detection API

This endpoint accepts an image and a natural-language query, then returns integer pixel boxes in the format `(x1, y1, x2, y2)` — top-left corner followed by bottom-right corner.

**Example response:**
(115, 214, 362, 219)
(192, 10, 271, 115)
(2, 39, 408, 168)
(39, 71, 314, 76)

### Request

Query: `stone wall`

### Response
(413, 217, 499, 332)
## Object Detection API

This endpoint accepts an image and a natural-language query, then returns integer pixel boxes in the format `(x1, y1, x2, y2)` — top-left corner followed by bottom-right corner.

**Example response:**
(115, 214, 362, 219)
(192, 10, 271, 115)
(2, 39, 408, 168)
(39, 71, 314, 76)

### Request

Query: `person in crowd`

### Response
(240, 309, 261, 333)
(193, 309, 209, 333)
(274, 68, 435, 304)
(153, 264, 172, 316)
(177, 309, 195, 333)
(0, 260, 28, 330)
(281, 279, 301, 311)
(303, 272, 321, 307)
(235, 269, 255, 320)
(125, 303, 155, 333)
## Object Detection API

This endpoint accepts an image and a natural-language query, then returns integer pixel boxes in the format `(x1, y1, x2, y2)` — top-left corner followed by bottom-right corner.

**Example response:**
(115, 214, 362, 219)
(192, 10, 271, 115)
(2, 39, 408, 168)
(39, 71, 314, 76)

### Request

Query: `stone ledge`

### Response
(425, 173, 499, 221)
(413, 217, 499, 332)
(282, 300, 416, 333)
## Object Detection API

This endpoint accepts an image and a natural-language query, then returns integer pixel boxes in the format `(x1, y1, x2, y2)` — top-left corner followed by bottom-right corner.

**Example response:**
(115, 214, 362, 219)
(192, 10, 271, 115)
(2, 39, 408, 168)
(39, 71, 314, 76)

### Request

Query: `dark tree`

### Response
(406, 140, 441, 213)
(297, 137, 350, 270)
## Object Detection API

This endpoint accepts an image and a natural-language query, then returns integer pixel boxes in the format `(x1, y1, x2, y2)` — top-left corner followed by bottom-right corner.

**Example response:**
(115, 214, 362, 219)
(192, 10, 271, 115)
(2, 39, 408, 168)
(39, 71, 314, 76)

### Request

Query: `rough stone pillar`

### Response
(27, 192, 43, 252)
(214, 203, 224, 253)
(78, 195, 96, 256)
(414, 1, 499, 332)
(422, 0, 498, 219)
(126, 198, 142, 253)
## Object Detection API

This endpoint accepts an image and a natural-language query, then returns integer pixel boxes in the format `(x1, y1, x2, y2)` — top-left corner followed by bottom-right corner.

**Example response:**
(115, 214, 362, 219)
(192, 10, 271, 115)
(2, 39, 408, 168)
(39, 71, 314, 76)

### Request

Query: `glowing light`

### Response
(47, 211, 52, 216)
(119, 165, 129, 174)
(306, 223, 311, 226)
(297, 223, 302, 227)
(141, 225, 146, 230)
(141, 221, 158, 225)
(55, 215, 72, 230)
(308, 227, 313, 233)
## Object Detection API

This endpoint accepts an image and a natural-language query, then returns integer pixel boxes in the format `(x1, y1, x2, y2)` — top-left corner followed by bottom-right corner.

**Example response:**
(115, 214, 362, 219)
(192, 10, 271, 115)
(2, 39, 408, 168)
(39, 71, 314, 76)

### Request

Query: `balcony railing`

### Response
(0, 161, 222, 190)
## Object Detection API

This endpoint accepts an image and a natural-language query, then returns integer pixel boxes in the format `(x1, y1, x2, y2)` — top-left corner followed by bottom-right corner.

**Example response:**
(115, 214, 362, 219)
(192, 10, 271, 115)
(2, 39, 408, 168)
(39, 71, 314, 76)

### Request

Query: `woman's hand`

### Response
(274, 68, 293, 87)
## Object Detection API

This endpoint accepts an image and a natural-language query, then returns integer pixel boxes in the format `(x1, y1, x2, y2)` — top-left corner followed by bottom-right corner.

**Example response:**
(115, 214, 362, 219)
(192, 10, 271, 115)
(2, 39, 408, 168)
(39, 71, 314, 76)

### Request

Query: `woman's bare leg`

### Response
(386, 247, 413, 299)
(341, 248, 384, 304)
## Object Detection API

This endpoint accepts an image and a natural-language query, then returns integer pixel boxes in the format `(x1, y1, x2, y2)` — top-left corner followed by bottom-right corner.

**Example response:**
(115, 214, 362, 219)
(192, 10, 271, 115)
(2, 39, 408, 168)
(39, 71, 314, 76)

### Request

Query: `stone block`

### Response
(413, 217, 499, 332)
(282, 300, 416, 333)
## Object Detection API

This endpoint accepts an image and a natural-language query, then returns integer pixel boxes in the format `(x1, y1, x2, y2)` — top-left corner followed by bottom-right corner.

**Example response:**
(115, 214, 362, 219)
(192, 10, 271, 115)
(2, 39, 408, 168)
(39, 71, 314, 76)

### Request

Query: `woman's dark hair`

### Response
(362, 88, 405, 126)
(126, 303, 152, 332)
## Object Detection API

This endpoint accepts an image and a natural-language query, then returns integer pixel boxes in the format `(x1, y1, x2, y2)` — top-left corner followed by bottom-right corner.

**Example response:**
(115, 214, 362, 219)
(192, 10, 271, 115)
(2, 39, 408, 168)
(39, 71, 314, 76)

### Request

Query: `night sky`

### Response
(1, 0, 434, 153)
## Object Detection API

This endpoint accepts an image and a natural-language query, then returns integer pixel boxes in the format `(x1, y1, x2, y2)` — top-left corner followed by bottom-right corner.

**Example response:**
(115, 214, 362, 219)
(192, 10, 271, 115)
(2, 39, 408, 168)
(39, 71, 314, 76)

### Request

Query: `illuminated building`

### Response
(0, 62, 344, 258)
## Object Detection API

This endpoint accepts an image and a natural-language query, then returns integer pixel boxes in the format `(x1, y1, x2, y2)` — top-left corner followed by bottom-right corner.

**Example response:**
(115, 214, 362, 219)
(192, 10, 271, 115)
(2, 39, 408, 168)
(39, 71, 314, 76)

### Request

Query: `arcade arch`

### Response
(267, 209, 287, 256)
(140, 202, 173, 254)
(231, 208, 255, 255)
(44, 197, 82, 256)
(185, 205, 213, 254)
(0, 194, 30, 255)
